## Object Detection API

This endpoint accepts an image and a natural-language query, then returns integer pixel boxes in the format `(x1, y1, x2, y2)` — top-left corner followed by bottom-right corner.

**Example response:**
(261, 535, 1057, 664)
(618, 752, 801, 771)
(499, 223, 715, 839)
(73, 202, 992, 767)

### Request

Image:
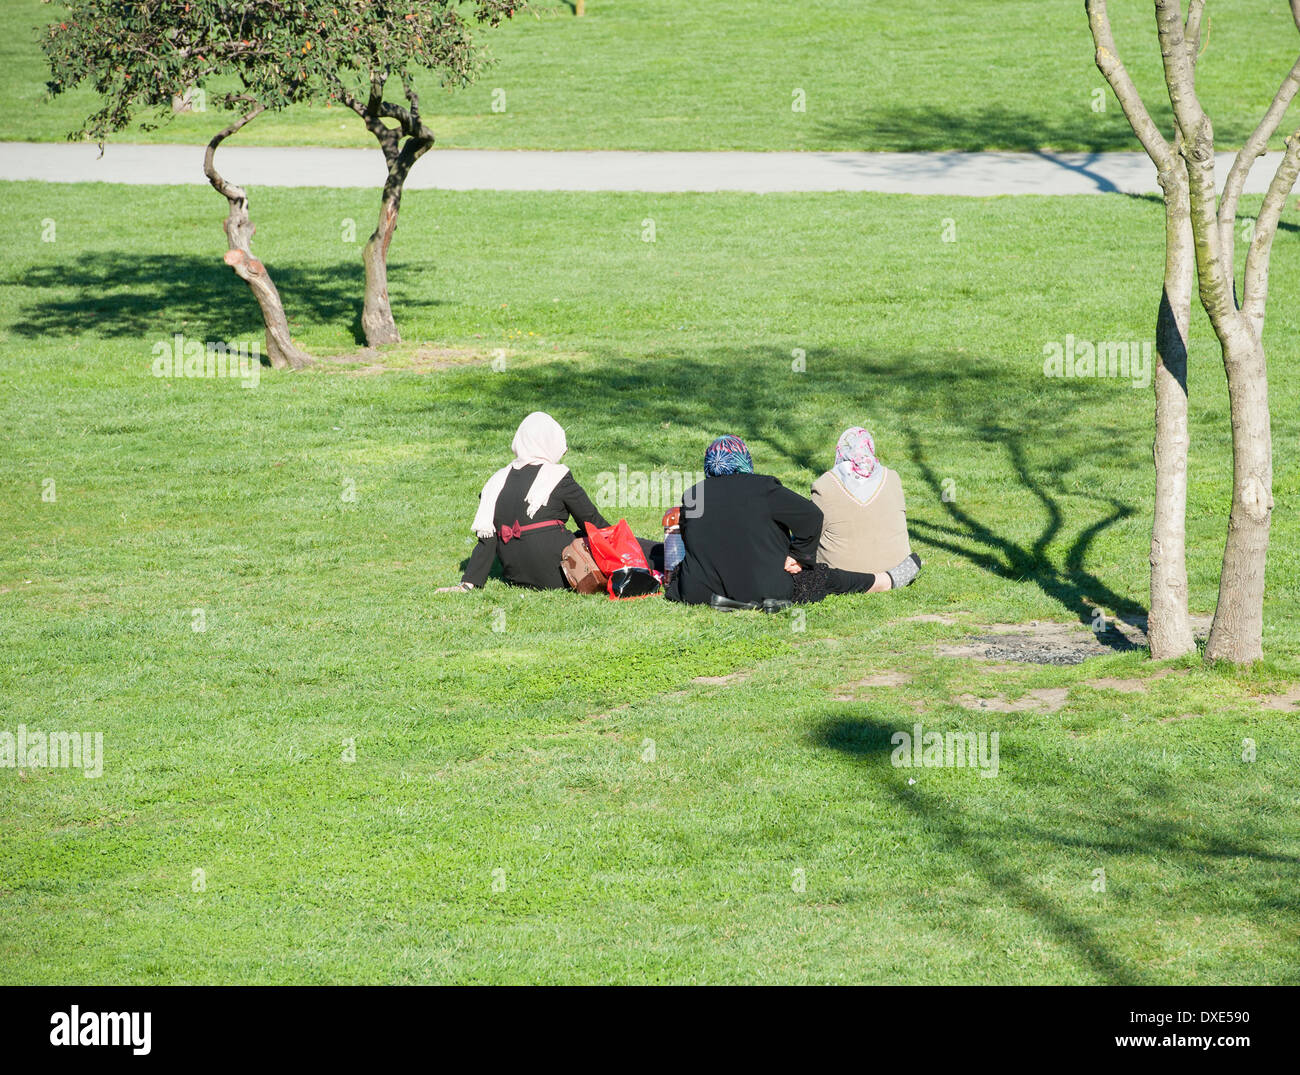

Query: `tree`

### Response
(1085, 0, 1199, 659)
(1087, 0, 1300, 664)
(205, 101, 313, 369)
(257, 1, 524, 346)
(43, 2, 314, 369)
(44, 1, 523, 356)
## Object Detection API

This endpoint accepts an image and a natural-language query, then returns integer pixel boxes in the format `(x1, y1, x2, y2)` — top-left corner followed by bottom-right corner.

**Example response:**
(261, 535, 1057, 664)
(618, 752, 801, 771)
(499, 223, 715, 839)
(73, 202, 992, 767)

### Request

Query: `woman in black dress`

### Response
(438, 412, 611, 592)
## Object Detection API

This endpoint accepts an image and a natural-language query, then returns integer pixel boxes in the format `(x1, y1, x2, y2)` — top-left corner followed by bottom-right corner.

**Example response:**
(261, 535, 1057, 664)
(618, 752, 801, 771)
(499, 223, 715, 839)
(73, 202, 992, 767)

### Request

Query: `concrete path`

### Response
(0, 140, 1286, 196)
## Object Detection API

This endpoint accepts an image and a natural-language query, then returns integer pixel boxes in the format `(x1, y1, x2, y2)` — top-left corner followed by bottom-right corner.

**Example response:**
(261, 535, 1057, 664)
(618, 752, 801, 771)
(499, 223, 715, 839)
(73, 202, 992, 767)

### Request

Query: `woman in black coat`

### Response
(439, 412, 610, 592)
(666, 435, 888, 608)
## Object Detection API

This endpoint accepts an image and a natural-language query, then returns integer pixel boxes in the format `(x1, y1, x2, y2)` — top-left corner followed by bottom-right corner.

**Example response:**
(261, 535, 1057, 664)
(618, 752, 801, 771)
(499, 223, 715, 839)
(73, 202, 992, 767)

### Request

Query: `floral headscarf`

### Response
(704, 435, 753, 477)
(835, 427, 877, 480)
(833, 426, 885, 504)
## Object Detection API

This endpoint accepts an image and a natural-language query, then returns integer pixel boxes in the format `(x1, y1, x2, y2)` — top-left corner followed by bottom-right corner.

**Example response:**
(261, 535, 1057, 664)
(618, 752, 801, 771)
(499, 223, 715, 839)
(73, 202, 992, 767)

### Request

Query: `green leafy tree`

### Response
(44, 1, 523, 360)
(294, 1, 524, 346)
(44, 2, 320, 368)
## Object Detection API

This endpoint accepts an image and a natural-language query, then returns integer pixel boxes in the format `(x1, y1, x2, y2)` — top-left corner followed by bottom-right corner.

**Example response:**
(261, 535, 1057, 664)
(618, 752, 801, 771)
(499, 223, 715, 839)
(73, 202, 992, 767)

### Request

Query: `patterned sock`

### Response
(887, 552, 922, 589)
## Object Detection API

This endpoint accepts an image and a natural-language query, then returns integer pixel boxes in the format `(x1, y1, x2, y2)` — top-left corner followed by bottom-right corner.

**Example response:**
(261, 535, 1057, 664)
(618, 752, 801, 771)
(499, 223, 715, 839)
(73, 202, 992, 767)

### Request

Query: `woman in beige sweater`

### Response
(811, 427, 921, 590)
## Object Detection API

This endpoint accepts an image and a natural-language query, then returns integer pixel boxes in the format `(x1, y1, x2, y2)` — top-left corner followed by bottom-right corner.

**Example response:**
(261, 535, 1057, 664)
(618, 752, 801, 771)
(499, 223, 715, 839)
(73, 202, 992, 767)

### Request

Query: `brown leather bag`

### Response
(561, 537, 607, 594)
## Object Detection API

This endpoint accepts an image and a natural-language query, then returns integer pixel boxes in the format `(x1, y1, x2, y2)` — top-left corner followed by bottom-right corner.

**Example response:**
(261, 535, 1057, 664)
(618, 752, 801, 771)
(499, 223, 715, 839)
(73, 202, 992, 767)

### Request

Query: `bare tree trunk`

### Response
(1151, 0, 1298, 663)
(1202, 135, 1300, 661)
(358, 147, 431, 346)
(1149, 157, 1196, 658)
(1090, 0, 1300, 665)
(1088, 0, 1198, 658)
(344, 81, 436, 348)
(203, 107, 311, 370)
(361, 190, 401, 347)
(1206, 327, 1272, 662)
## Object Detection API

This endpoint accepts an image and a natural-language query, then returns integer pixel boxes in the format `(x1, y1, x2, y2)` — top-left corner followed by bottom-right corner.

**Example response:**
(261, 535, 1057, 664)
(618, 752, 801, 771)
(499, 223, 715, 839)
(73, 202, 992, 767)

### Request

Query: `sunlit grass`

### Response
(0, 179, 1297, 982)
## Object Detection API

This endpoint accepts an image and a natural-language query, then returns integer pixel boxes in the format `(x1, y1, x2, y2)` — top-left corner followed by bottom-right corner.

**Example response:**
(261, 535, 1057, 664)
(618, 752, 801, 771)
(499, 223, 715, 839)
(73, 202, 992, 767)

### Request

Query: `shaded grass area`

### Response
(0, 180, 1298, 982)
(4, 0, 1300, 151)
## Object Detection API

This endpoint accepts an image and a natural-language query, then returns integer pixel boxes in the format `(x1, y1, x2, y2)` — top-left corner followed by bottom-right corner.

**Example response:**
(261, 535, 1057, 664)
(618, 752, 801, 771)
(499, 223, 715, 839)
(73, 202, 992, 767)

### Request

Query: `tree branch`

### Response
(1217, 52, 1300, 277)
(1085, 0, 1175, 170)
(337, 80, 400, 157)
(403, 74, 423, 135)
(1185, 0, 1206, 65)
(1241, 128, 1300, 334)
(202, 99, 265, 202)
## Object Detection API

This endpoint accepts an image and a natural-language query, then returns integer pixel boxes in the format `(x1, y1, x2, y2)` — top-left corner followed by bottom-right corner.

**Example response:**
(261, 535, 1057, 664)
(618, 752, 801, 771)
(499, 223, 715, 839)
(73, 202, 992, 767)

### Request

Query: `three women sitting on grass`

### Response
(439, 414, 920, 604)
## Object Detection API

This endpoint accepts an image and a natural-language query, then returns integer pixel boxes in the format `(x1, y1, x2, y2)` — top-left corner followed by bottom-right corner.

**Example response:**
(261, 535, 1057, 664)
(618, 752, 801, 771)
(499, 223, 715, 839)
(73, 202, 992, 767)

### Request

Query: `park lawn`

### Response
(0, 180, 1298, 983)
(4, 0, 1300, 151)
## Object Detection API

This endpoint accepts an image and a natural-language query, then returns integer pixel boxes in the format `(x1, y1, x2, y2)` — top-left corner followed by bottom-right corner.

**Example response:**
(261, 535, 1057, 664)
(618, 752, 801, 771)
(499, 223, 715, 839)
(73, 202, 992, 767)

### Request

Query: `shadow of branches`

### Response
(8, 252, 444, 347)
(810, 711, 1300, 983)
(447, 342, 1150, 633)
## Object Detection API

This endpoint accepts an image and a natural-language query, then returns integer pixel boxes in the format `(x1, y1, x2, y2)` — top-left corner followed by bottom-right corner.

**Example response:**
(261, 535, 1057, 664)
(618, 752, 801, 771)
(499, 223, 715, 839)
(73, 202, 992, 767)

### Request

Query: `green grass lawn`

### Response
(5, 0, 1300, 151)
(1, 179, 1298, 983)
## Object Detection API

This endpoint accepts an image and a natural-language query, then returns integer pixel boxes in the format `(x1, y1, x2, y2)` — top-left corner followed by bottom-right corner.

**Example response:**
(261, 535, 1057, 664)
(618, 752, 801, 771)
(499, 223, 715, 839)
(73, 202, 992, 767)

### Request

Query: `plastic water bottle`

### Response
(662, 507, 685, 574)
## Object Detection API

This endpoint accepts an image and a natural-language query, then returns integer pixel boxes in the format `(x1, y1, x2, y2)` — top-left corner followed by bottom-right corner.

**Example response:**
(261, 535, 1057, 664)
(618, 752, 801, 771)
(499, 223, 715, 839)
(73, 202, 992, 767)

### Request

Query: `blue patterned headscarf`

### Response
(704, 435, 753, 477)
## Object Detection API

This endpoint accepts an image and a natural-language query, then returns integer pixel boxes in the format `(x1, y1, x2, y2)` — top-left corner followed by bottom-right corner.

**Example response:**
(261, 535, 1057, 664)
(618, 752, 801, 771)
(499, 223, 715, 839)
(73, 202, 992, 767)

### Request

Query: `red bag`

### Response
(583, 520, 660, 600)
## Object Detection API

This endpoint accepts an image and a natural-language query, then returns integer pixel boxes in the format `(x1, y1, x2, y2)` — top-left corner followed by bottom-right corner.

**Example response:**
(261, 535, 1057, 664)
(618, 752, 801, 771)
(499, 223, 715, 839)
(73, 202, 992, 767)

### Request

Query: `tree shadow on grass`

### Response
(819, 103, 1157, 156)
(7, 252, 443, 348)
(903, 425, 1147, 638)
(1124, 191, 1300, 235)
(810, 712, 1300, 983)
(814, 104, 1279, 195)
(448, 342, 1150, 636)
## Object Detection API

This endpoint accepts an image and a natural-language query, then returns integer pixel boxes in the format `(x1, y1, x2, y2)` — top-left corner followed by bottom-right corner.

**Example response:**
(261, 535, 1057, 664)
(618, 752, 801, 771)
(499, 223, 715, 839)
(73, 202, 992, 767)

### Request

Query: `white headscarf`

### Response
(470, 412, 570, 538)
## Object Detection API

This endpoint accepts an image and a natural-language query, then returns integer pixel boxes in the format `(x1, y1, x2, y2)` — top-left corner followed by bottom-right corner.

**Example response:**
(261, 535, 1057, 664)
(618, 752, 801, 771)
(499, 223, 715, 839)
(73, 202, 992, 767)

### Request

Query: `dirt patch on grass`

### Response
(1085, 677, 1148, 693)
(901, 613, 959, 625)
(955, 687, 1070, 713)
(959, 687, 1070, 713)
(309, 345, 495, 376)
(937, 621, 1133, 665)
(692, 672, 751, 686)
(832, 670, 912, 700)
(936, 615, 1212, 666)
(1085, 668, 1181, 694)
(1259, 684, 1300, 712)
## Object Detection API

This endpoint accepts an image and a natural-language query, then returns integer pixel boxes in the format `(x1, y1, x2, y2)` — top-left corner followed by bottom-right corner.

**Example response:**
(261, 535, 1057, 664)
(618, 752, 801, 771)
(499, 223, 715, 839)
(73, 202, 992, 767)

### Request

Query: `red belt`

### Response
(499, 519, 564, 544)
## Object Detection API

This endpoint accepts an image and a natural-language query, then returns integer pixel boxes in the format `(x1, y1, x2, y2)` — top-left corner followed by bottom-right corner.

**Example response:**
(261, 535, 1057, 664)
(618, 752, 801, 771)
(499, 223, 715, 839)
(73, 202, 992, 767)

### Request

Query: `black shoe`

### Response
(709, 593, 760, 612)
(761, 599, 792, 614)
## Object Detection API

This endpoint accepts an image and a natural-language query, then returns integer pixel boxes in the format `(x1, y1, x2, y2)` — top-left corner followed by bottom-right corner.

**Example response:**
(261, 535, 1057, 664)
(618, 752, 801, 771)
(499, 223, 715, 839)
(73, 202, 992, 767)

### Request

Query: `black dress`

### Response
(462, 465, 609, 590)
(666, 473, 823, 605)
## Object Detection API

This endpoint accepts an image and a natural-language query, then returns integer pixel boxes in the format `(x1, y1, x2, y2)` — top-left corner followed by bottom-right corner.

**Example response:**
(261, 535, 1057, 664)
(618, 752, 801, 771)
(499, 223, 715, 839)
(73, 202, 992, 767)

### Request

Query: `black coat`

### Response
(666, 473, 823, 605)
(462, 465, 608, 590)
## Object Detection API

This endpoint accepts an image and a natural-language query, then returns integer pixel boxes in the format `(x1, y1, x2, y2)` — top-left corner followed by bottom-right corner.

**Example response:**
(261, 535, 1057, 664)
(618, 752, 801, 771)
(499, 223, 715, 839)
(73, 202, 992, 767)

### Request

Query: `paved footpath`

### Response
(0, 141, 1285, 196)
